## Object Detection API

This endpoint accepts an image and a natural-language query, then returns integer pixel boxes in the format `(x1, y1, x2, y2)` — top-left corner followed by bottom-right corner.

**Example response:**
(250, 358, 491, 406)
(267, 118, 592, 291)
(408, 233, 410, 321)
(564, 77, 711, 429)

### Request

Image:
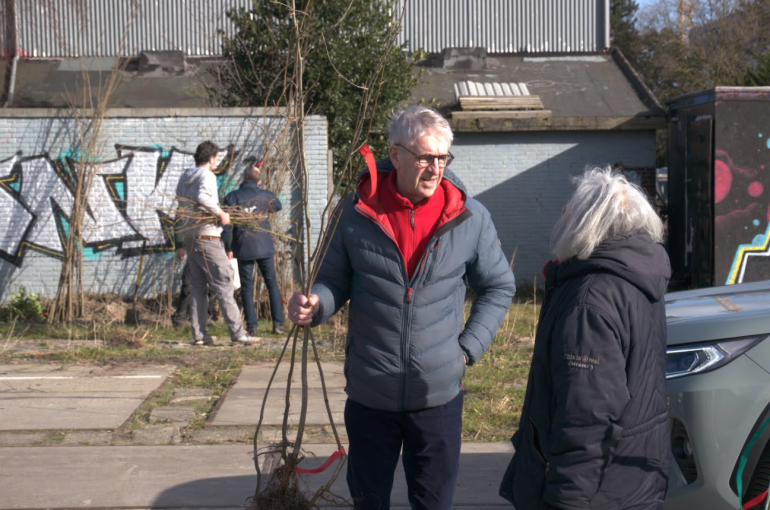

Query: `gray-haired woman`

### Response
(500, 168, 671, 510)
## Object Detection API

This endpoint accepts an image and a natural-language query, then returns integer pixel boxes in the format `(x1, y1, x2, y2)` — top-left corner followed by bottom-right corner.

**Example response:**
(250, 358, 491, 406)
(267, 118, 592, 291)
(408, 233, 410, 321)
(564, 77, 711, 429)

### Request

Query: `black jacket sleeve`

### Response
(222, 225, 233, 252)
(222, 192, 235, 252)
(268, 192, 283, 213)
(544, 306, 631, 510)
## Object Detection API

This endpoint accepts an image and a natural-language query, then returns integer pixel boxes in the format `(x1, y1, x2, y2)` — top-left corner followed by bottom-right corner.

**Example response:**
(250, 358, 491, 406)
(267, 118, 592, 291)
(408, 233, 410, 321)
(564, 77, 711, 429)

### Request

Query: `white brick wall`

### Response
(0, 112, 654, 300)
(450, 130, 657, 284)
(0, 109, 329, 301)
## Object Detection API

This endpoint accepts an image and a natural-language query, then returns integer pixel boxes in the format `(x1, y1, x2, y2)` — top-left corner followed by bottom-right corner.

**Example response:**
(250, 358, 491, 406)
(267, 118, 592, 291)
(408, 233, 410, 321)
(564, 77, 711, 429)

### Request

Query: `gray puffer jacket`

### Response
(311, 159, 516, 412)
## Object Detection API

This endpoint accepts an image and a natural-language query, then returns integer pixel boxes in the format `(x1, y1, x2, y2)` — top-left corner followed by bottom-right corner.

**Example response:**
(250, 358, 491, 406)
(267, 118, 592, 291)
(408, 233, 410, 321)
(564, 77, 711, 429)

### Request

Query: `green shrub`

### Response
(1, 286, 45, 323)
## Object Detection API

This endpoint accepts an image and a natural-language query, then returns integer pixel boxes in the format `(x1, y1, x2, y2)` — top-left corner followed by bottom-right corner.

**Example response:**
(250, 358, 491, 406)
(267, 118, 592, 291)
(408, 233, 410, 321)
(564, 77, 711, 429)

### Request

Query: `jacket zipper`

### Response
(402, 286, 414, 409)
(355, 203, 411, 410)
(354, 201, 472, 410)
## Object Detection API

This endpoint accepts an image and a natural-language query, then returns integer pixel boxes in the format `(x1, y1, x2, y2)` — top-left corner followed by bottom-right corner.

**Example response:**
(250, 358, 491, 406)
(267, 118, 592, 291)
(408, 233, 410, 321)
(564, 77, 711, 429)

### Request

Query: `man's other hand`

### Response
(218, 210, 231, 226)
(227, 251, 234, 260)
(288, 291, 320, 326)
(176, 248, 185, 260)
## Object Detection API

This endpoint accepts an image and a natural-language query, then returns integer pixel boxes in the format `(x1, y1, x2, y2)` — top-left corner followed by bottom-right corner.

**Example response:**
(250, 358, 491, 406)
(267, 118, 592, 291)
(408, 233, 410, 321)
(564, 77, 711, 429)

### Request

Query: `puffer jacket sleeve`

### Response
(460, 208, 516, 365)
(310, 207, 352, 326)
(544, 306, 631, 510)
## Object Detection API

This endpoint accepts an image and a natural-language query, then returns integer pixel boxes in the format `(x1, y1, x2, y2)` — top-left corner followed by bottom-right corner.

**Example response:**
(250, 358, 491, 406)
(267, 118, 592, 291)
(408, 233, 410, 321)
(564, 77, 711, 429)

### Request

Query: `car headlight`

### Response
(666, 335, 766, 380)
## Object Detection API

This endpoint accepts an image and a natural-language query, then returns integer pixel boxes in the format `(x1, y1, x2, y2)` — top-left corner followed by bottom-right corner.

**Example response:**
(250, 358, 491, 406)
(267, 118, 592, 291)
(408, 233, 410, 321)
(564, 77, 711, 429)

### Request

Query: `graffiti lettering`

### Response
(0, 145, 236, 266)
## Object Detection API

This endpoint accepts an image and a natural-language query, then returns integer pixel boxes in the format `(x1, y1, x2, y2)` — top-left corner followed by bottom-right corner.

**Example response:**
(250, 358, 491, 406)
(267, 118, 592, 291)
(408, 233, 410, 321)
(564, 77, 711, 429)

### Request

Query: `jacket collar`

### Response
(240, 180, 261, 191)
(546, 234, 671, 302)
(354, 157, 468, 237)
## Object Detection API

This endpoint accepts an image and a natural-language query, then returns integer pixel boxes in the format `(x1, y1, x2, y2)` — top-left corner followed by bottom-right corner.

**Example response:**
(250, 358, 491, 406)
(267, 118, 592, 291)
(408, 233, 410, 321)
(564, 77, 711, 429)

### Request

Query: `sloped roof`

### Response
(2, 49, 663, 132)
(411, 49, 665, 132)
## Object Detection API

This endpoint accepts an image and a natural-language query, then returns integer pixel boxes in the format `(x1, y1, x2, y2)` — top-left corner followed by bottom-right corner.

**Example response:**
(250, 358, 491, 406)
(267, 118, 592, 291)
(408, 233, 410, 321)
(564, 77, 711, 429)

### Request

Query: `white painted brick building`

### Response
(0, 108, 329, 301)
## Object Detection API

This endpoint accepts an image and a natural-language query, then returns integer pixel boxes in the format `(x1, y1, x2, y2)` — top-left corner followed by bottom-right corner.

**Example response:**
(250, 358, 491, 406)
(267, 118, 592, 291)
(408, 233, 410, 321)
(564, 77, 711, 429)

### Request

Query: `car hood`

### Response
(665, 280, 770, 346)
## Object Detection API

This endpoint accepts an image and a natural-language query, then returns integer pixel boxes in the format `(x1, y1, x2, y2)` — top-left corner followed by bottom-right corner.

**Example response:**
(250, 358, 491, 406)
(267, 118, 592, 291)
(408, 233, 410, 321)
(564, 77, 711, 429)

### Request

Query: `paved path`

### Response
(0, 360, 518, 509)
(0, 443, 514, 509)
(0, 364, 174, 430)
(211, 363, 346, 427)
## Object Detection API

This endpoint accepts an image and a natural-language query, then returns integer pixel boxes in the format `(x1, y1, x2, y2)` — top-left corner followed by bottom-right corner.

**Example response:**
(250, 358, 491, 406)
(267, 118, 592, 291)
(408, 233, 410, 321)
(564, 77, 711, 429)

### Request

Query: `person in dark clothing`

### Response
(170, 226, 217, 328)
(170, 261, 217, 328)
(500, 168, 671, 510)
(288, 106, 516, 510)
(223, 163, 285, 336)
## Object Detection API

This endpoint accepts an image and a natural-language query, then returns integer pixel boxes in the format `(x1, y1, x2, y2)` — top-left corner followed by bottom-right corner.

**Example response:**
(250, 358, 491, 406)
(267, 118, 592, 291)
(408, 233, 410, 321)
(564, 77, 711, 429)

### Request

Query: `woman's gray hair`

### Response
(551, 167, 664, 261)
(389, 105, 454, 147)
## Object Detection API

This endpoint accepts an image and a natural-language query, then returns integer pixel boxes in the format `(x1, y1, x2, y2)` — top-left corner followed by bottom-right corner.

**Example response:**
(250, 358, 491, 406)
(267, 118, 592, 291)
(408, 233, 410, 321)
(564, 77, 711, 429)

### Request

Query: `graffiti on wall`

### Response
(0, 145, 238, 266)
(716, 147, 770, 285)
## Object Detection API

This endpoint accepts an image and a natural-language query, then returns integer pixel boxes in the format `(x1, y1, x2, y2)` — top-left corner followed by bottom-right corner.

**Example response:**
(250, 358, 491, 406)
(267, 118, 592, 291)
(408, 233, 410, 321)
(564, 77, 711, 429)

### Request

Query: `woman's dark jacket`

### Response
(500, 234, 671, 510)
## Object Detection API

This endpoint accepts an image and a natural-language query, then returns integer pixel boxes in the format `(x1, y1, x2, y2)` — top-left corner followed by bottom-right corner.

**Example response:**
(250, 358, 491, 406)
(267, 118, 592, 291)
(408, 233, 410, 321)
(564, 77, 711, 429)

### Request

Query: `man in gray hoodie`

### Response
(175, 141, 257, 346)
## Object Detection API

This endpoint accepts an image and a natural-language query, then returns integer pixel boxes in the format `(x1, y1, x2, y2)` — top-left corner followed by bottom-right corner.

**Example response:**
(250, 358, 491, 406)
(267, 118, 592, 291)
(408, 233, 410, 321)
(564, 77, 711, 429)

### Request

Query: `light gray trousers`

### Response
(184, 237, 246, 341)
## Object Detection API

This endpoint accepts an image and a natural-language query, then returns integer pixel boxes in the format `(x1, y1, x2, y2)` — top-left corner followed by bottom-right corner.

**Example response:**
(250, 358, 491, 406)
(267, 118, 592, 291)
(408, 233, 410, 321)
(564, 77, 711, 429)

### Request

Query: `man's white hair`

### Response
(551, 167, 664, 261)
(389, 105, 454, 147)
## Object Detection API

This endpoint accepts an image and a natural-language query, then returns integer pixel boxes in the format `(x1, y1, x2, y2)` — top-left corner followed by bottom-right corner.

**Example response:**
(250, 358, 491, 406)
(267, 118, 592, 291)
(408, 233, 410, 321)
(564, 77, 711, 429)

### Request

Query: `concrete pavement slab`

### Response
(210, 363, 347, 427)
(210, 387, 346, 426)
(0, 365, 174, 431)
(232, 362, 346, 389)
(0, 443, 514, 508)
(0, 364, 173, 392)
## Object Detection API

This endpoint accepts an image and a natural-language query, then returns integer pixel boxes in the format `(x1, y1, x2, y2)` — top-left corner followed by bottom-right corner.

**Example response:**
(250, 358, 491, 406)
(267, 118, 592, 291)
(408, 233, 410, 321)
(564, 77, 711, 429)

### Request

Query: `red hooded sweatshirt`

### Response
(356, 168, 465, 281)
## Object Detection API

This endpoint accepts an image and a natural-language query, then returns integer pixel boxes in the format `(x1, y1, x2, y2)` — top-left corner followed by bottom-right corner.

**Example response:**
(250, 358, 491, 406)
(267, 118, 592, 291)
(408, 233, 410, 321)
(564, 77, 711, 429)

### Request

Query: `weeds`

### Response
(1, 287, 45, 323)
(0, 297, 540, 442)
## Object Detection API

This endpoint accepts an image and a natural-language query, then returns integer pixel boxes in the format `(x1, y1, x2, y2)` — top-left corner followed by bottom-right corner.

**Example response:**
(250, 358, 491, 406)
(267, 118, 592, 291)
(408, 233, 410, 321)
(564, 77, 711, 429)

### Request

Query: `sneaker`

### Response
(193, 335, 217, 346)
(248, 325, 259, 337)
(272, 324, 286, 335)
(232, 334, 260, 346)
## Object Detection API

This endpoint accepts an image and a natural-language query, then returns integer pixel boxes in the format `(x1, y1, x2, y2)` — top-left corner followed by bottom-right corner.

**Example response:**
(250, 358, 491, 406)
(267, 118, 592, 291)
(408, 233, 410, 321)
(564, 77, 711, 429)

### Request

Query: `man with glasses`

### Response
(288, 106, 516, 509)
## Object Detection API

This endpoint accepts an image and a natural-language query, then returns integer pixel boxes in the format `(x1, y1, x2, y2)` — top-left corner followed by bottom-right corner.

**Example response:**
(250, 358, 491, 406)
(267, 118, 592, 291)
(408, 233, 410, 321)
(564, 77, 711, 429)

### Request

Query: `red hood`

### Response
(355, 169, 466, 230)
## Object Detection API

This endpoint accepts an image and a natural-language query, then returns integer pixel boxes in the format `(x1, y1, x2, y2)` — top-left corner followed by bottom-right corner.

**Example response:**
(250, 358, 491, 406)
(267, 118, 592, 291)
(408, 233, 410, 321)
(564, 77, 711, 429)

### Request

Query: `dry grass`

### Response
(461, 299, 539, 441)
(0, 297, 540, 442)
(108, 327, 150, 349)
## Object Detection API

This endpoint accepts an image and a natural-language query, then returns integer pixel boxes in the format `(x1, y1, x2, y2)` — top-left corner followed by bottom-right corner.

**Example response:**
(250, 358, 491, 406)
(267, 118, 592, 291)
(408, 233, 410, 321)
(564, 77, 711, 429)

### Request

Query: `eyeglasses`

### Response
(397, 144, 454, 168)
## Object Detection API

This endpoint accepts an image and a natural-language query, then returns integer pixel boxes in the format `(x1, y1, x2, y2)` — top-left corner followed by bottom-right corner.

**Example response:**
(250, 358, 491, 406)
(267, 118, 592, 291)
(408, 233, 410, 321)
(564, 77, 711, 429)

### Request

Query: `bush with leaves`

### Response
(611, 0, 641, 64)
(212, 0, 422, 184)
(1, 286, 45, 323)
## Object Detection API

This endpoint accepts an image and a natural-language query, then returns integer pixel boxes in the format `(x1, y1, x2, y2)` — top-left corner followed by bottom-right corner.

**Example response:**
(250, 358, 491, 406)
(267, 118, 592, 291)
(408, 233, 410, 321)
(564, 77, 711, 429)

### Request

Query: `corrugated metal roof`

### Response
(14, 0, 254, 58)
(395, 0, 610, 53)
(7, 0, 610, 58)
(0, 0, 9, 58)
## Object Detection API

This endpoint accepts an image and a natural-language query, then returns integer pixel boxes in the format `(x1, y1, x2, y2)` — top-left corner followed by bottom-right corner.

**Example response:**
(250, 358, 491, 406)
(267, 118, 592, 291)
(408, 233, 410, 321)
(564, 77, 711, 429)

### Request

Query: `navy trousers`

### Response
(344, 392, 464, 510)
(237, 257, 284, 329)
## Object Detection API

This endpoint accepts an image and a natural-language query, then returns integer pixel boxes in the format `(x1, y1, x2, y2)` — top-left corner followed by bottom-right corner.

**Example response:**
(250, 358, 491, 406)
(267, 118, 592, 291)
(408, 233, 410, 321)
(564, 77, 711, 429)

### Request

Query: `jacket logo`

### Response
(564, 353, 600, 371)
(242, 206, 266, 219)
